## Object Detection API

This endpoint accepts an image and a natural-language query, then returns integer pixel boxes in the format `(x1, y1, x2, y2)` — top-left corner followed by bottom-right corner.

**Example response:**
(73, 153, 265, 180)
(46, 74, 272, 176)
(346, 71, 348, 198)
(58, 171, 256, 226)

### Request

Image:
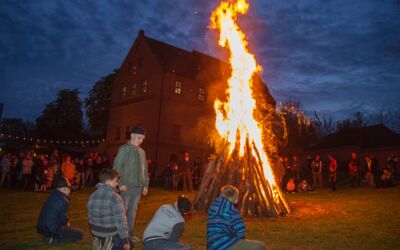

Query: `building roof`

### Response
(309, 124, 400, 150)
(140, 30, 275, 103)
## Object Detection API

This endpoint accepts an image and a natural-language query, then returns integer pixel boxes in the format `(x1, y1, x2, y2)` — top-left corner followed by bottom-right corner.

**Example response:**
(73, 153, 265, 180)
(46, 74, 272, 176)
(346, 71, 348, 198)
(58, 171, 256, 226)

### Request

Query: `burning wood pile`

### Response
(194, 0, 292, 217)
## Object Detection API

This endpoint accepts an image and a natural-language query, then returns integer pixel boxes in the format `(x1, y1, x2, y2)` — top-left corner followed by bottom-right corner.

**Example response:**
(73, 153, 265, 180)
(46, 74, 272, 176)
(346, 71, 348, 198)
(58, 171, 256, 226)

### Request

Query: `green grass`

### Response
(1, 185, 400, 250)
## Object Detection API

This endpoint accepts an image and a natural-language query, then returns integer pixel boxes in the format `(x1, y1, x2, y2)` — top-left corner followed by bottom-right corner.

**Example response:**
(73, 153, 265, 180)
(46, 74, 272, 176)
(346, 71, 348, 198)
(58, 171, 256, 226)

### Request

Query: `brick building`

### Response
(105, 30, 275, 174)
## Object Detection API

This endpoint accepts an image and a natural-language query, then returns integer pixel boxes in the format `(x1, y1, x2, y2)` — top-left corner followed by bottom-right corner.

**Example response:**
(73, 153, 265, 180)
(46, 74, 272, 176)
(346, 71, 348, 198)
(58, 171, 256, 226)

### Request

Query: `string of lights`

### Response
(0, 133, 105, 146)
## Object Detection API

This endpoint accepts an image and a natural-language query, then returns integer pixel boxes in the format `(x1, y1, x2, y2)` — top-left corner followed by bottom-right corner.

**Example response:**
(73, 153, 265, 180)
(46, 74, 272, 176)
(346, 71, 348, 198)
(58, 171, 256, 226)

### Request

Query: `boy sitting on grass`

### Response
(207, 185, 266, 250)
(37, 177, 83, 245)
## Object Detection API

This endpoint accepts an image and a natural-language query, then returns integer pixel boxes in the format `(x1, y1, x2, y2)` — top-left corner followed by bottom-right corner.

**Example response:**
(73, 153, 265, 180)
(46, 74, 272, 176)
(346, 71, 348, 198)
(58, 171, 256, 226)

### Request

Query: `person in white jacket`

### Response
(143, 196, 192, 250)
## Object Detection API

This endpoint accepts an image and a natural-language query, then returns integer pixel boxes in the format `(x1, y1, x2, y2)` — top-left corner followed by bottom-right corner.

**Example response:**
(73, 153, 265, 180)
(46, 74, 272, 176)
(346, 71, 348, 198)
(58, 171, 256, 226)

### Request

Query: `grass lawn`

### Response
(0, 184, 399, 250)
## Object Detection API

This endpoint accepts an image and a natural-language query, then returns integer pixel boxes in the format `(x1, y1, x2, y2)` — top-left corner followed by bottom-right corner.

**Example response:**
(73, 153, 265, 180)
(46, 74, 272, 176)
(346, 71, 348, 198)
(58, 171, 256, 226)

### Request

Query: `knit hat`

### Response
(177, 196, 192, 215)
(52, 177, 71, 189)
(130, 126, 145, 135)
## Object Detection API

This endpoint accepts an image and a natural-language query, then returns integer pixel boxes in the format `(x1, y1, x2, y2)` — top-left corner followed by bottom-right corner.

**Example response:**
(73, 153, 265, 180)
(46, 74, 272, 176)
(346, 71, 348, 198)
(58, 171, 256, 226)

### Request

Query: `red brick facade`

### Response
(106, 30, 275, 173)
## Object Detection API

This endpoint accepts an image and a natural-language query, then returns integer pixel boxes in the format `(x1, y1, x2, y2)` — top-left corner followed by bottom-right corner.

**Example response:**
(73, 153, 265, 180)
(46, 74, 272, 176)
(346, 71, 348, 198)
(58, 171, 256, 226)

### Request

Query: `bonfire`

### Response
(194, 0, 292, 217)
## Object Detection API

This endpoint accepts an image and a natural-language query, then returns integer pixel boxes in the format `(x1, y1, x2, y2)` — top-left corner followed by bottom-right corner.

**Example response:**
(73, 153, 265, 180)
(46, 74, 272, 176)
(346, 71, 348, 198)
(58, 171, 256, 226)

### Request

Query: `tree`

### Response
(0, 118, 34, 136)
(311, 112, 335, 139)
(277, 100, 317, 148)
(84, 70, 117, 136)
(336, 112, 367, 131)
(35, 89, 84, 140)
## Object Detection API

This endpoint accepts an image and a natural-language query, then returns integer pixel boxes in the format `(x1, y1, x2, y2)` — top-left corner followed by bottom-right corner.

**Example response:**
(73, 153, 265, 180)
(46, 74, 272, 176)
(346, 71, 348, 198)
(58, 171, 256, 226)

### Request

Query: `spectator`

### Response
(282, 156, 292, 189)
(34, 154, 47, 192)
(292, 155, 301, 185)
(381, 168, 394, 187)
(311, 155, 323, 189)
(297, 179, 312, 193)
(286, 178, 296, 193)
(86, 158, 94, 186)
(348, 152, 360, 188)
(180, 151, 193, 192)
(88, 168, 130, 250)
(0, 152, 11, 188)
(328, 154, 337, 191)
(113, 126, 149, 244)
(37, 177, 83, 245)
(143, 196, 193, 250)
(75, 158, 86, 189)
(61, 155, 76, 183)
(171, 162, 180, 192)
(207, 185, 266, 250)
(22, 153, 34, 189)
(364, 155, 375, 187)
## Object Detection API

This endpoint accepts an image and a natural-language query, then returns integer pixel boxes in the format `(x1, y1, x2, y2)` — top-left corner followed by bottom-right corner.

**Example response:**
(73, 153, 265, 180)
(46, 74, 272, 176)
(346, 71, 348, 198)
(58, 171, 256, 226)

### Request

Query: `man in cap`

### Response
(143, 196, 193, 250)
(37, 177, 83, 245)
(113, 126, 149, 245)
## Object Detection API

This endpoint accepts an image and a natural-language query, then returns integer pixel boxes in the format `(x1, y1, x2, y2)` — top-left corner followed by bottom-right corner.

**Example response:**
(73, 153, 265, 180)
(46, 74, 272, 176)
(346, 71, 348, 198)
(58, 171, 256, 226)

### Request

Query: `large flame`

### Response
(211, 0, 276, 186)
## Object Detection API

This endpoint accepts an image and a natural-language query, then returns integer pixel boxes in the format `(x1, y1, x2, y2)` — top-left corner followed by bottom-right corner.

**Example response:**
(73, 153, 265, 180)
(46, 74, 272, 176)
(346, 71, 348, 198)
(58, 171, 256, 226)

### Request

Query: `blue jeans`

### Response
(121, 186, 142, 241)
(143, 239, 193, 250)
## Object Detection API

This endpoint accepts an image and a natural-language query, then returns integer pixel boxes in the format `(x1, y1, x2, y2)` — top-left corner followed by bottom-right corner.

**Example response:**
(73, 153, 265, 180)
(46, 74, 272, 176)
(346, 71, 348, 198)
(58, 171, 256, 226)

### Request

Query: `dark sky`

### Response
(1, 0, 399, 122)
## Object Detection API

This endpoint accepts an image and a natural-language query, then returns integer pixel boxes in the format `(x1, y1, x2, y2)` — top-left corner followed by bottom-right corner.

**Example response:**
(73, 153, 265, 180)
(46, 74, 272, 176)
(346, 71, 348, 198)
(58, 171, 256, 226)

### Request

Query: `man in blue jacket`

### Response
(207, 185, 266, 250)
(37, 177, 83, 245)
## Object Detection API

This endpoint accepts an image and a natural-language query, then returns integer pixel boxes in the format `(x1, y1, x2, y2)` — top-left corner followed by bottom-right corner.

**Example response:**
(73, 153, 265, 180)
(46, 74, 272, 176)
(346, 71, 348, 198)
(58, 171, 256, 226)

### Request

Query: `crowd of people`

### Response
(0, 148, 112, 191)
(277, 152, 399, 193)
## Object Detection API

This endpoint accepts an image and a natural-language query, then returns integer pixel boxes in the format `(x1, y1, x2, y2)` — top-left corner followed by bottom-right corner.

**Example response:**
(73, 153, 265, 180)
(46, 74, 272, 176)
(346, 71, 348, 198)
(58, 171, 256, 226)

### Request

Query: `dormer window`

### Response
(175, 81, 182, 95)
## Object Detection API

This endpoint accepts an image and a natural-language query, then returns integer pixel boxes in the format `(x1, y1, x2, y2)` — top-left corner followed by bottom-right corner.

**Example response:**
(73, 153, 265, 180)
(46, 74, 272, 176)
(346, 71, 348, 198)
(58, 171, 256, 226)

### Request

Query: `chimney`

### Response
(138, 29, 145, 37)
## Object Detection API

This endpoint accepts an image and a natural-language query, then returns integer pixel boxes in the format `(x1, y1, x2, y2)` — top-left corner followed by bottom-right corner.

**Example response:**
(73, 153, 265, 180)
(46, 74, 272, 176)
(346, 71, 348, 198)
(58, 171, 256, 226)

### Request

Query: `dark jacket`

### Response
(37, 190, 69, 238)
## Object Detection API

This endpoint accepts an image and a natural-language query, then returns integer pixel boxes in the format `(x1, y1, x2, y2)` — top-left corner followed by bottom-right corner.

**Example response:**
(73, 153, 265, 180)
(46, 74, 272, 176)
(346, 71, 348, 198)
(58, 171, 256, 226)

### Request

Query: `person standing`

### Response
(180, 151, 193, 192)
(113, 126, 149, 244)
(311, 155, 323, 189)
(61, 155, 76, 185)
(292, 155, 301, 185)
(348, 152, 360, 188)
(22, 153, 34, 190)
(328, 154, 337, 191)
(0, 152, 11, 188)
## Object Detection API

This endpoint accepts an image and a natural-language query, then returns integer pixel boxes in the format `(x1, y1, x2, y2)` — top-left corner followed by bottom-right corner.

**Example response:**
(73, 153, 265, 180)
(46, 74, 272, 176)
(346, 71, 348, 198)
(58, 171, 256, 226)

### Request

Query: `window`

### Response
(115, 127, 121, 141)
(175, 81, 182, 95)
(130, 83, 137, 96)
(171, 124, 181, 142)
(121, 86, 127, 98)
(125, 126, 131, 140)
(198, 87, 206, 101)
(142, 80, 148, 93)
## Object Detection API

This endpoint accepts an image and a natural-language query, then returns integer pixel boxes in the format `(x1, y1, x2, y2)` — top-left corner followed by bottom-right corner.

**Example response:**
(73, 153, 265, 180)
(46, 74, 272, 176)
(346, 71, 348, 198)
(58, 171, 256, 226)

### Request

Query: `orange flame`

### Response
(211, 0, 276, 186)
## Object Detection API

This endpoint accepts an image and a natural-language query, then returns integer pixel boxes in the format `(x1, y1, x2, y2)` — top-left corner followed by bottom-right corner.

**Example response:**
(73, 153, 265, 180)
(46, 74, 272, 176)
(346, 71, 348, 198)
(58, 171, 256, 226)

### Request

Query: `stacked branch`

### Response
(194, 141, 292, 217)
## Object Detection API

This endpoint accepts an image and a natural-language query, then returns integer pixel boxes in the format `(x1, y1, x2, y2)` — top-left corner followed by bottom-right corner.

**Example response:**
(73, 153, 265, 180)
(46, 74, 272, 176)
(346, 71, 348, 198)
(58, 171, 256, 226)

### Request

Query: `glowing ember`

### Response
(211, 0, 276, 186)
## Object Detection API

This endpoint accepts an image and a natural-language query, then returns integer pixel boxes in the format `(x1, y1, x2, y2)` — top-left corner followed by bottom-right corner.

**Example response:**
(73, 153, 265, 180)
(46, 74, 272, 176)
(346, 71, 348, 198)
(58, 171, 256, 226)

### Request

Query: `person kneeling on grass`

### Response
(207, 185, 266, 250)
(87, 168, 130, 250)
(142, 195, 193, 250)
(37, 177, 84, 245)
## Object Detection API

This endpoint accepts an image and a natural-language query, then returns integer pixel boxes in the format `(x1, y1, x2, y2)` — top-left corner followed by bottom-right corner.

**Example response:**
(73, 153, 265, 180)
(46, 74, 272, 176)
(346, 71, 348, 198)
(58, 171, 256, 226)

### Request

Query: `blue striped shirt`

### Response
(207, 197, 245, 250)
